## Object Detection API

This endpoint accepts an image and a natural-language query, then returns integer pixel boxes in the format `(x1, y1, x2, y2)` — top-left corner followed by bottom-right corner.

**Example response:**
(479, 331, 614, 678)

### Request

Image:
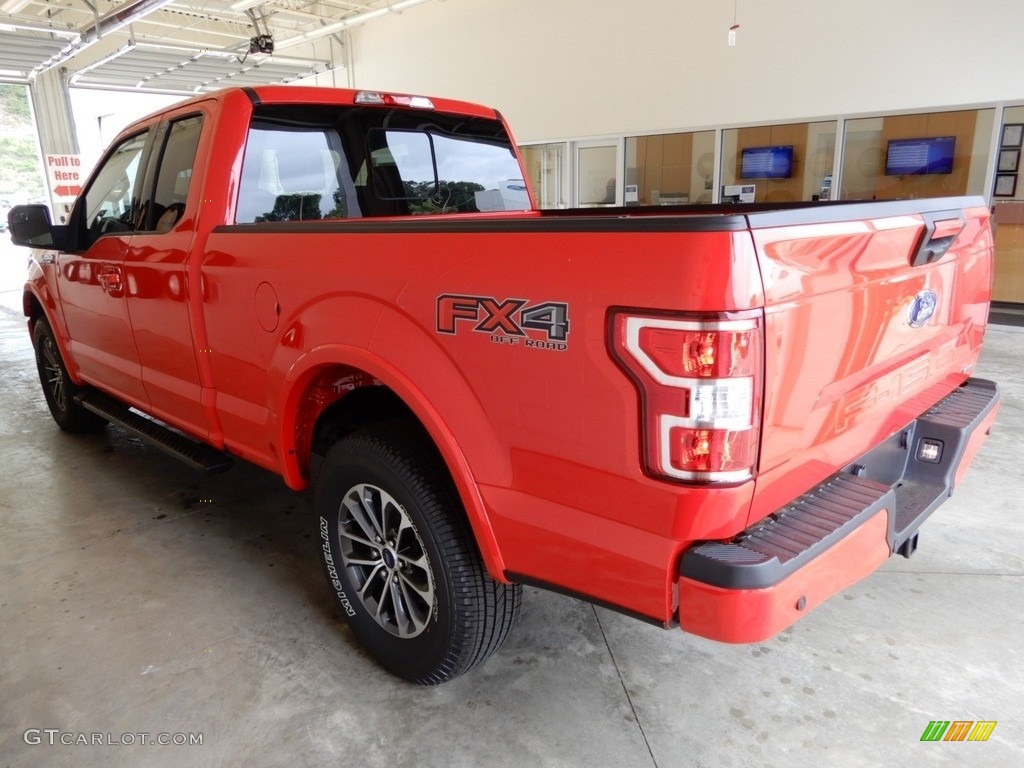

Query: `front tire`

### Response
(32, 318, 106, 433)
(315, 423, 520, 684)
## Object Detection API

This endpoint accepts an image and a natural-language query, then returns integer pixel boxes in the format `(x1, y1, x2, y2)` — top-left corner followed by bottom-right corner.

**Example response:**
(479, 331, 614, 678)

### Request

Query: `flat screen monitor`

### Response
(885, 136, 956, 176)
(740, 145, 794, 179)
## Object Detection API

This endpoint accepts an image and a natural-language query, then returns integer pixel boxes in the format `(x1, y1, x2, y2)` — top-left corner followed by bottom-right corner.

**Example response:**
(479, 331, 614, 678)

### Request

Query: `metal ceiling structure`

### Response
(68, 42, 331, 91)
(0, 26, 78, 80)
(0, 0, 437, 94)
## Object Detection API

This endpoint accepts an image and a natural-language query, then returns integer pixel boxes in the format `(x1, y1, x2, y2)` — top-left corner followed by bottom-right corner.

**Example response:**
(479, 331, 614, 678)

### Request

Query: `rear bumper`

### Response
(677, 377, 1000, 643)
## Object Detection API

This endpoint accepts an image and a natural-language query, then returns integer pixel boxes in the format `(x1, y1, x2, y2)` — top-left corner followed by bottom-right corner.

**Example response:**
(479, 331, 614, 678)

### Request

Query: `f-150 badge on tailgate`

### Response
(437, 294, 569, 350)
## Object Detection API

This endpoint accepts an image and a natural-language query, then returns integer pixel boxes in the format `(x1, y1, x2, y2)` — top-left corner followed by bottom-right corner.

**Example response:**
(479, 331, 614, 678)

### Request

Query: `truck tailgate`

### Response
(745, 199, 994, 525)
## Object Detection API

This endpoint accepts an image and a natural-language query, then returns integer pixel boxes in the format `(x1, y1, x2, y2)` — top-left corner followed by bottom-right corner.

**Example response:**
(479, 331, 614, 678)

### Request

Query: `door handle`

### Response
(98, 265, 123, 293)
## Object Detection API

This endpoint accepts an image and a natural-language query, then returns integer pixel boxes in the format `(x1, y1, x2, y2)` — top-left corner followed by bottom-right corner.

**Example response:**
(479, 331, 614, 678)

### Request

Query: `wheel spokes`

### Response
(397, 572, 431, 634)
(342, 485, 384, 544)
(41, 338, 66, 411)
(388, 574, 412, 632)
(336, 482, 435, 638)
(358, 563, 387, 601)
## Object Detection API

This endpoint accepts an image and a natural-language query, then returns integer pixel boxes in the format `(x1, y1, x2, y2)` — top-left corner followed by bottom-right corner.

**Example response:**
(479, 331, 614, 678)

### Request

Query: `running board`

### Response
(76, 390, 233, 475)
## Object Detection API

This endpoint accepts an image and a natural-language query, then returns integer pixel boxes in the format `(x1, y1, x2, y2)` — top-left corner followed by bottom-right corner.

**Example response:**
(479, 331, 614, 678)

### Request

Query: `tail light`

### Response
(610, 311, 763, 483)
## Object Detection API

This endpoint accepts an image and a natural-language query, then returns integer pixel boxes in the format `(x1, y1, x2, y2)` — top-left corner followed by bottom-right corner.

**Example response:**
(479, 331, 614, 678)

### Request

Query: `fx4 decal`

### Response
(437, 294, 570, 351)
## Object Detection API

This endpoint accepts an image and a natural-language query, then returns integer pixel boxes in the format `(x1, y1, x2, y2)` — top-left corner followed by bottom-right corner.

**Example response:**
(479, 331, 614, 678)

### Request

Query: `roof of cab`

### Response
(126, 85, 501, 130)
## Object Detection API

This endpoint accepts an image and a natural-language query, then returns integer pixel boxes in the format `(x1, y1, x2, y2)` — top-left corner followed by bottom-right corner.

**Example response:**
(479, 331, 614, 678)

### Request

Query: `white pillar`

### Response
(29, 67, 80, 220)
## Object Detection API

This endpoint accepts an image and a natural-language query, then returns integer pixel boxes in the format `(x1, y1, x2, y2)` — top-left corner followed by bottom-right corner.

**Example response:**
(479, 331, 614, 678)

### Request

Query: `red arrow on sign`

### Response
(54, 185, 82, 197)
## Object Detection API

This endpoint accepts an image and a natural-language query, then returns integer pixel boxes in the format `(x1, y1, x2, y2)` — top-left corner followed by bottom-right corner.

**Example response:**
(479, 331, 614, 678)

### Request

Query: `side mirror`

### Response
(8, 204, 59, 248)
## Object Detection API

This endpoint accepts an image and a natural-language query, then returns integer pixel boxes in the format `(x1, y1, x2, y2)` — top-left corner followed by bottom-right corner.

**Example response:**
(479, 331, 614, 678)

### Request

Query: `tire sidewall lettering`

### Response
(319, 515, 357, 617)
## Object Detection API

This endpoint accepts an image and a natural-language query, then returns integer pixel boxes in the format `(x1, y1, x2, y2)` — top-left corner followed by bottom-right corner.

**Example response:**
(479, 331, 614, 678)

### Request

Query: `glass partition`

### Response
(839, 109, 995, 201)
(520, 142, 566, 209)
(720, 121, 836, 203)
(575, 142, 619, 207)
(624, 130, 716, 205)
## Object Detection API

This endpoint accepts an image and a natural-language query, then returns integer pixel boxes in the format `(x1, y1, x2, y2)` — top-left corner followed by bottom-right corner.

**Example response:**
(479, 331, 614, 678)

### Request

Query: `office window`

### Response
(721, 121, 836, 204)
(576, 143, 619, 207)
(625, 131, 716, 205)
(521, 143, 565, 209)
(839, 109, 995, 201)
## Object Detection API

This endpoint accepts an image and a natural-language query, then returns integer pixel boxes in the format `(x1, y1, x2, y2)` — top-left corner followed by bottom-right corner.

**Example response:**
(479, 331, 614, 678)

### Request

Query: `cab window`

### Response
(81, 131, 147, 246)
(236, 123, 357, 224)
(236, 103, 527, 222)
(146, 115, 203, 233)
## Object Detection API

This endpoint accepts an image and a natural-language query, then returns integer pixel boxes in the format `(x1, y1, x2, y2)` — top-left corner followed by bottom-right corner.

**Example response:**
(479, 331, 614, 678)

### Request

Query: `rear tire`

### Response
(32, 318, 106, 434)
(315, 423, 520, 684)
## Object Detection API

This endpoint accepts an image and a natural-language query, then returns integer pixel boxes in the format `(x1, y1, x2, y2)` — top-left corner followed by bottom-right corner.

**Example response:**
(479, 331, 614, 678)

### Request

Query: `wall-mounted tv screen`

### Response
(740, 145, 794, 179)
(885, 136, 956, 176)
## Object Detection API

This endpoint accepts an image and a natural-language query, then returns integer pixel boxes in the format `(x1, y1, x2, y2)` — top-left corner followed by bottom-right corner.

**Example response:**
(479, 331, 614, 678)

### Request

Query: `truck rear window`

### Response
(235, 105, 527, 223)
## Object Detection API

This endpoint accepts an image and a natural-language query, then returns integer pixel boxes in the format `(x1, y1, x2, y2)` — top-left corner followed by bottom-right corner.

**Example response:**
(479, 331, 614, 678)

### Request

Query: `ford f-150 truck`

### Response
(7, 86, 1000, 684)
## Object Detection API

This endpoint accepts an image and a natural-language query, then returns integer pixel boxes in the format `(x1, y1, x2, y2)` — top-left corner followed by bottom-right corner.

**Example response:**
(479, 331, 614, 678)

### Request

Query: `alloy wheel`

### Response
(337, 483, 435, 638)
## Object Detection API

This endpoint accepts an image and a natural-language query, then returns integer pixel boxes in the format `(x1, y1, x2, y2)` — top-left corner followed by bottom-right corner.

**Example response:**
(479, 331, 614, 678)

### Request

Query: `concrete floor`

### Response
(1, 252, 1022, 766)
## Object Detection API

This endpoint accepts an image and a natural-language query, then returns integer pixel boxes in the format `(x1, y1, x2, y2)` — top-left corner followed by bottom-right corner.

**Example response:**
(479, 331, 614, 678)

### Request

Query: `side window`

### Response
(236, 124, 360, 224)
(147, 115, 203, 233)
(82, 131, 147, 246)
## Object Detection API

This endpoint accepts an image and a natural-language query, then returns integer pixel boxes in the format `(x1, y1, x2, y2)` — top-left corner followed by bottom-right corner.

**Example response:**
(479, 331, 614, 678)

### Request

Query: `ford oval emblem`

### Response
(908, 289, 938, 328)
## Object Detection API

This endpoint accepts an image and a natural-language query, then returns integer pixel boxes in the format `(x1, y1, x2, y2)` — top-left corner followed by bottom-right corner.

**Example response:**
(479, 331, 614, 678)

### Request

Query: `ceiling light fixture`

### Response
(229, 0, 264, 13)
(0, 0, 33, 14)
(275, 0, 434, 50)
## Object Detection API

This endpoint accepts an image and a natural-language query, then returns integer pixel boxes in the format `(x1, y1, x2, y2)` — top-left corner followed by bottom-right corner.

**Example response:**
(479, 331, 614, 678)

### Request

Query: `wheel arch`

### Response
(23, 282, 85, 385)
(23, 289, 43, 332)
(277, 342, 510, 580)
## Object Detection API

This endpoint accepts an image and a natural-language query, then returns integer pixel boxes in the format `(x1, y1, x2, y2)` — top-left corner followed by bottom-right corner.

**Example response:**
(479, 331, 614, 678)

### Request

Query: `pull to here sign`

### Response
(46, 154, 83, 201)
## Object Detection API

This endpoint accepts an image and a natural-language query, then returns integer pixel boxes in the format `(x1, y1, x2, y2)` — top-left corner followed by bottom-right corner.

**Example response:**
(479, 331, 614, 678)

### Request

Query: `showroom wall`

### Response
(333, 0, 1024, 143)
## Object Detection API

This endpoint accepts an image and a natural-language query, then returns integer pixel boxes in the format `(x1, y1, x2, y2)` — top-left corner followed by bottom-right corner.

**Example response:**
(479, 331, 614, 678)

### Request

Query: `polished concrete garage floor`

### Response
(1, 291, 1022, 767)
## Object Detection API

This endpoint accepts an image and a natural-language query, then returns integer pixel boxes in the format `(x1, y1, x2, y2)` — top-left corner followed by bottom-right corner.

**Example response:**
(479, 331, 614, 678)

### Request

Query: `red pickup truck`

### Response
(8, 86, 999, 684)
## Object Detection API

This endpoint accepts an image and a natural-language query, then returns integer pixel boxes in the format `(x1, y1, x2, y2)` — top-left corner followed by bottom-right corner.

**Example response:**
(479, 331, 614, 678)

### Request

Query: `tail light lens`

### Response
(611, 312, 763, 483)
